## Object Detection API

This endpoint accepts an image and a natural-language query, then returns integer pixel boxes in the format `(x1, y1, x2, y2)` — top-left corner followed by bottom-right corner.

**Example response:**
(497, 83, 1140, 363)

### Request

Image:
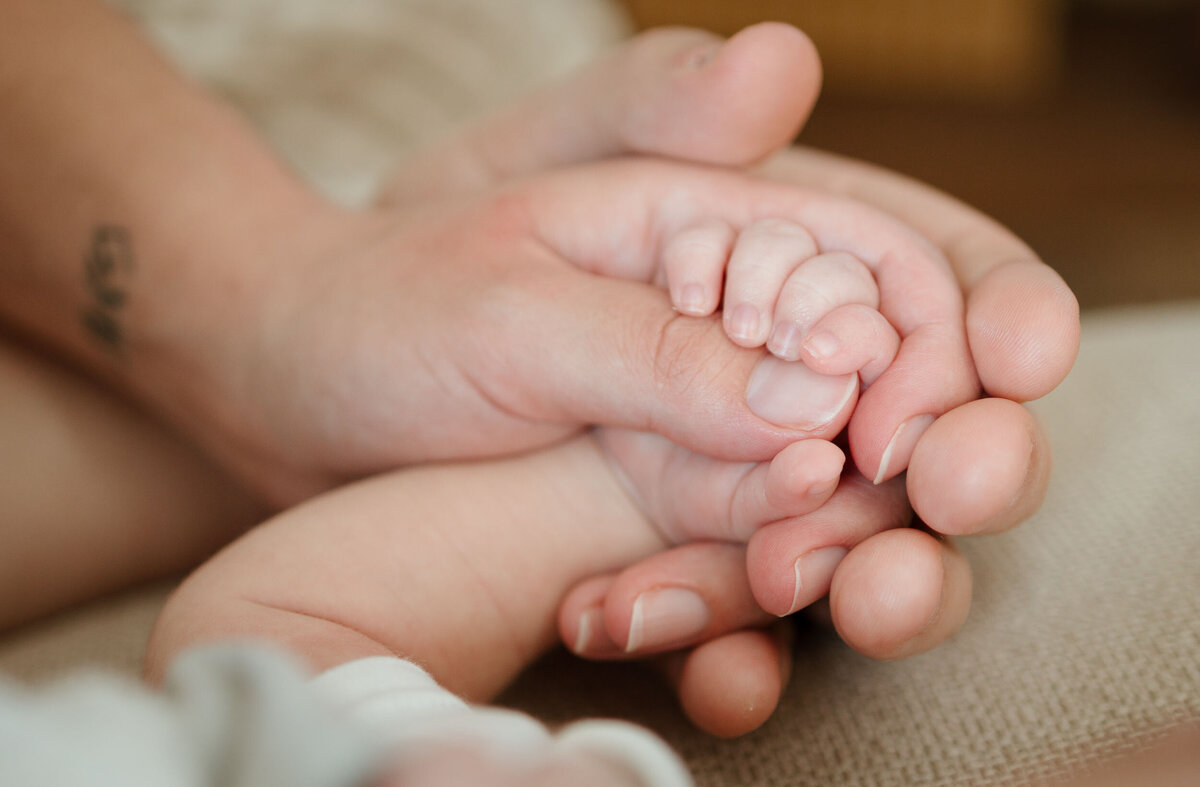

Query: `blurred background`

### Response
(622, 0, 1200, 311)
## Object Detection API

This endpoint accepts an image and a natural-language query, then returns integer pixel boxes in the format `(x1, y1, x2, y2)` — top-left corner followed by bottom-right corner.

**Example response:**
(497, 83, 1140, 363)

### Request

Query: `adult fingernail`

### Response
(767, 321, 804, 360)
(625, 588, 710, 653)
(786, 546, 848, 616)
(874, 414, 936, 484)
(746, 357, 857, 431)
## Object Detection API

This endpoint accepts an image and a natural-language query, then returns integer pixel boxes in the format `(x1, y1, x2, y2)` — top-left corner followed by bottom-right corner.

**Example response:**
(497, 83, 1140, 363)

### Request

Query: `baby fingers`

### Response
(765, 250, 879, 361)
(721, 218, 820, 346)
(798, 302, 900, 386)
(661, 218, 736, 316)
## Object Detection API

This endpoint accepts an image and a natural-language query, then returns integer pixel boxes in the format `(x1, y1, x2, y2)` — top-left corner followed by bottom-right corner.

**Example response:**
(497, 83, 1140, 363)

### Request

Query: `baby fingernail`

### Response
(874, 413, 936, 484)
(768, 322, 804, 360)
(677, 283, 706, 315)
(746, 357, 857, 431)
(787, 546, 848, 616)
(803, 330, 840, 360)
(727, 304, 761, 343)
(625, 588, 710, 653)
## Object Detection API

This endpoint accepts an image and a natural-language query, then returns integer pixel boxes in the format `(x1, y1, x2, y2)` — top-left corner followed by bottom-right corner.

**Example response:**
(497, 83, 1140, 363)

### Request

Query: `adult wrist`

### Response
(120, 169, 349, 505)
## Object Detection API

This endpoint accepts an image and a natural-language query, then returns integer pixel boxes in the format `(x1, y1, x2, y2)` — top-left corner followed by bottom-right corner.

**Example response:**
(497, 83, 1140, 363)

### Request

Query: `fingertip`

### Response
(859, 412, 936, 486)
(673, 629, 786, 738)
(671, 282, 711, 316)
(732, 439, 844, 540)
(746, 531, 850, 619)
(560, 575, 622, 657)
(908, 398, 1051, 536)
(798, 303, 900, 384)
(625, 23, 821, 165)
(768, 439, 846, 503)
(718, 23, 823, 147)
(587, 543, 774, 657)
(968, 260, 1081, 401)
(829, 529, 951, 660)
(886, 536, 972, 660)
(662, 218, 734, 317)
(845, 325, 980, 483)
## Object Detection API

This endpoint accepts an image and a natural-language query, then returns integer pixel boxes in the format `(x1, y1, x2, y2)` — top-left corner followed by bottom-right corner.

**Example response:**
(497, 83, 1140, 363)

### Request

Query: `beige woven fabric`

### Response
(0, 583, 169, 683)
(3, 2, 1197, 783)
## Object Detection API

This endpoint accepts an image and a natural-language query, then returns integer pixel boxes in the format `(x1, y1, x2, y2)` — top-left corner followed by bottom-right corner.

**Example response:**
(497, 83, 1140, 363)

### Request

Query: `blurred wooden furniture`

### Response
(620, 0, 1067, 101)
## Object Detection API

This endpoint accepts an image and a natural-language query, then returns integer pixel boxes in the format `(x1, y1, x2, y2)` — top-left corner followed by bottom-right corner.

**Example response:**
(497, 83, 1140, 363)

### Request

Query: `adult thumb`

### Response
(499, 269, 858, 461)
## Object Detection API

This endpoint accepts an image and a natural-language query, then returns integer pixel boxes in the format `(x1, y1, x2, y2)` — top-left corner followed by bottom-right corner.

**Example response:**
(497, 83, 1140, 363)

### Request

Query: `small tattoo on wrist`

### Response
(81, 225, 134, 353)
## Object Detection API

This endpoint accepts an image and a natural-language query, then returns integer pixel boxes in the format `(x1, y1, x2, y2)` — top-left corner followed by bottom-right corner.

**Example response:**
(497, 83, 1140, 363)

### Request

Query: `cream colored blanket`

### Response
(3, 2, 1197, 785)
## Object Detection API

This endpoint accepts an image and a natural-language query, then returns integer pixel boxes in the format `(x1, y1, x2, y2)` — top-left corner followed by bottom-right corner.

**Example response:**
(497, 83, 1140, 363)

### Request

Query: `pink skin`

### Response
(0, 9, 1078, 744)
(661, 220, 901, 386)
(799, 303, 900, 385)
(558, 469, 912, 656)
(380, 24, 1078, 738)
(144, 428, 860, 700)
(224, 157, 961, 503)
(596, 430, 847, 545)
(532, 118, 1073, 742)
(522, 160, 980, 484)
(561, 400, 1043, 692)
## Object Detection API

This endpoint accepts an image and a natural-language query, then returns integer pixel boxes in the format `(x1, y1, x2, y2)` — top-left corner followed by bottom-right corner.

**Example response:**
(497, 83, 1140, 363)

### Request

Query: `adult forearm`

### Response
(0, 0, 327, 391)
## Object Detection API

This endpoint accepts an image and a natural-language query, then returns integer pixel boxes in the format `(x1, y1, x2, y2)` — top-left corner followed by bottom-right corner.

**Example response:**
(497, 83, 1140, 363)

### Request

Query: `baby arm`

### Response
(147, 422, 913, 744)
(145, 436, 658, 700)
(147, 423, 876, 699)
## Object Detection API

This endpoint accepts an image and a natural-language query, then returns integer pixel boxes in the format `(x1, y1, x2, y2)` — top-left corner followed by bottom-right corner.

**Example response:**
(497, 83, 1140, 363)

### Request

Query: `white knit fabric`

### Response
(314, 656, 694, 787)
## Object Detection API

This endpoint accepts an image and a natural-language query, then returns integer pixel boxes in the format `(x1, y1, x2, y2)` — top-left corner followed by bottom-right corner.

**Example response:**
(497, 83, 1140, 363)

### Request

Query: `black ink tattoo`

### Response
(81, 225, 134, 353)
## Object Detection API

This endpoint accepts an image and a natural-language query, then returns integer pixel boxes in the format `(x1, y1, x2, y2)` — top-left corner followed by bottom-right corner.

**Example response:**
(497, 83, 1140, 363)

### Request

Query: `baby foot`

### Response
(662, 217, 900, 386)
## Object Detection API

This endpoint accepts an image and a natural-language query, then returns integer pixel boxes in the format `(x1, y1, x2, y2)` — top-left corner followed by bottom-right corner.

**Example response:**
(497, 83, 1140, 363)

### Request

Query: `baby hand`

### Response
(663, 217, 899, 386)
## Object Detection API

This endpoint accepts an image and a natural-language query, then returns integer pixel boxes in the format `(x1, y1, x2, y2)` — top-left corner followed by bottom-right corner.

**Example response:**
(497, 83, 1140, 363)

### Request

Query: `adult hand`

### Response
(560, 147, 1075, 736)
(185, 154, 965, 506)
(363, 21, 1079, 736)
(0, 6, 825, 508)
